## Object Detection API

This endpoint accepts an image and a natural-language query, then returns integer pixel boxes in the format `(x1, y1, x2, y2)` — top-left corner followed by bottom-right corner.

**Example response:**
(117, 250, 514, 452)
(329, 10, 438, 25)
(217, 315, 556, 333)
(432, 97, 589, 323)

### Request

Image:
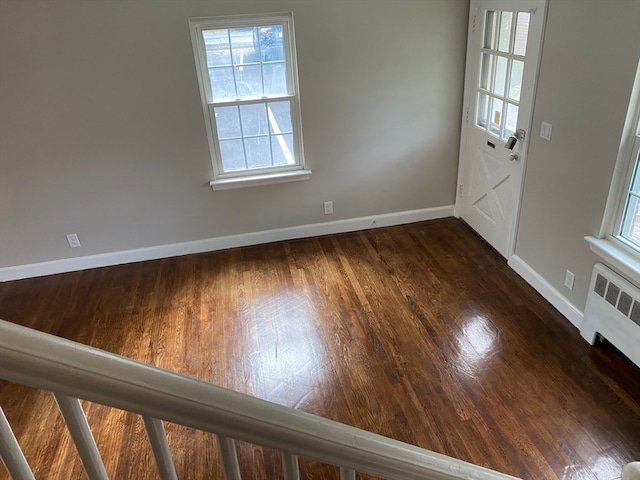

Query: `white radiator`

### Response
(581, 263, 640, 368)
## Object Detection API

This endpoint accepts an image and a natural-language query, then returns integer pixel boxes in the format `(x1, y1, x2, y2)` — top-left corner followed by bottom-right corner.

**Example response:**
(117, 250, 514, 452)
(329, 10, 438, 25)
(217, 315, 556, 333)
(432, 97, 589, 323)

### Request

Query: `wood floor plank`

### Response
(0, 218, 638, 479)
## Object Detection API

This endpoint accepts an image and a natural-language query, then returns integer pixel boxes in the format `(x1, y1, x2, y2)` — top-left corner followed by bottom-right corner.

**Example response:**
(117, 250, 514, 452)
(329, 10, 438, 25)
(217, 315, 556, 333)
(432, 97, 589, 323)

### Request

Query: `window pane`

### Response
(235, 64, 263, 98)
(480, 53, 492, 90)
(259, 25, 285, 62)
(245, 136, 272, 168)
(498, 12, 513, 53)
(620, 152, 640, 245)
(272, 134, 295, 165)
(630, 152, 640, 194)
(220, 139, 246, 171)
(508, 60, 524, 102)
(240, 103, 268, 136)
(514, 12, 530, 56)
(208, 66, 236, 101)
(263, 62, 288, 96)
(203, 24, 289, 103)
(483, 11, 497, 50)
(215, 106, 242, 139)
(267, 101, 293, 134)
(230, 27, 257, 64)
(504, 103, 518, 139)
(203, 29, 232, 66)
(622, 194, 640, 244)
(490, 97, 503, 136)
(492, 56, 508, 97)
(476, 92, 489, 129)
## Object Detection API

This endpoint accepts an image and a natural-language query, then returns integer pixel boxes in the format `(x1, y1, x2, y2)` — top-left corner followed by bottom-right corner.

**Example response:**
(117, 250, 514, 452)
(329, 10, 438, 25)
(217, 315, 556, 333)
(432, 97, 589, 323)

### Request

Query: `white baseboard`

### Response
(508, 254, 584, 329)
(0, 205, 454, 282)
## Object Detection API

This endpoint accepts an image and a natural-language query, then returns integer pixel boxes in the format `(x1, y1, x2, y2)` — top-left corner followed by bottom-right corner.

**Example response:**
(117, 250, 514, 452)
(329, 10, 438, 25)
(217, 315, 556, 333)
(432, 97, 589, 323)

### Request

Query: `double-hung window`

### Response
(189, 13, 310, 190)
(587, 60, 640, 281)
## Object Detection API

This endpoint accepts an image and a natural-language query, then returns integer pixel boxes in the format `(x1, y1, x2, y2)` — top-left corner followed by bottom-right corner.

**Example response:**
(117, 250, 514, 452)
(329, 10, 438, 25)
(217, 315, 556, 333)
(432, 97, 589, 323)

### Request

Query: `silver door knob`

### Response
(509, 152, 520, 161)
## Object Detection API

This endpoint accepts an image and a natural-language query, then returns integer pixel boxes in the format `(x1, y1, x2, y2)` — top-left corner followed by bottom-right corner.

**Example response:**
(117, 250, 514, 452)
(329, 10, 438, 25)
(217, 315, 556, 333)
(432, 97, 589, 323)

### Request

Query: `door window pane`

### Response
(498, 12, 513, 53)
(504, 103, 518, 139)
(490, 98, 503, 136)
(480, 53, 492, 90)
(508, 60, 524, 102)
(514, 12, 530, 56)
(483, 11, 497, 50)
(492, 56, 508, 96)
(476, 92, 490, 129)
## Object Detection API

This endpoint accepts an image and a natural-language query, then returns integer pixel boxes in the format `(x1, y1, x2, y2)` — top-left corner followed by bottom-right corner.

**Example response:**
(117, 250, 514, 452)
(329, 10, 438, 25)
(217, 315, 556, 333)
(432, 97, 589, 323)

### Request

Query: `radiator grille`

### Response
(594, 273, 640, 326)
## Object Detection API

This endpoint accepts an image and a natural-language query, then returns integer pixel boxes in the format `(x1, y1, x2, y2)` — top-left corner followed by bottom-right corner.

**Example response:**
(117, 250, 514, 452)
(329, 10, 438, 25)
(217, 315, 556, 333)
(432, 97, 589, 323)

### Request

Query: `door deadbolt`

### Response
(505, 128, 526, 150)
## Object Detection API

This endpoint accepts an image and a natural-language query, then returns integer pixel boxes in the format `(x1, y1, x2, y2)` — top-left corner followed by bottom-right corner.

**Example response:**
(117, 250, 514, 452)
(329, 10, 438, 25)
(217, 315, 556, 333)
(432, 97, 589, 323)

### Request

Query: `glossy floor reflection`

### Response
(0, 218, 638, 480)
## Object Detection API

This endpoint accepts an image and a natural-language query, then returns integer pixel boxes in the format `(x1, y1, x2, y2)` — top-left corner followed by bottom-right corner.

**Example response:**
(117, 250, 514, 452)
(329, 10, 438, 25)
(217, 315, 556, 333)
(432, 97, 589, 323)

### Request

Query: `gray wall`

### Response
(3, 0, 639, 320)
(0, 0, 468, 267)
(516, 0, 640, 309)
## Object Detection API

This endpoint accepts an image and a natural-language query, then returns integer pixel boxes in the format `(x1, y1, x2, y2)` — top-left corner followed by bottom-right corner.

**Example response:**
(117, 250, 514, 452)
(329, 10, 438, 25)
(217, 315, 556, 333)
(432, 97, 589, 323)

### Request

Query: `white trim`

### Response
(0, 206, 454, 282)
(210, 168, 311, 190)
(508, 254, 584, 329)
(585, 236, 640, 288)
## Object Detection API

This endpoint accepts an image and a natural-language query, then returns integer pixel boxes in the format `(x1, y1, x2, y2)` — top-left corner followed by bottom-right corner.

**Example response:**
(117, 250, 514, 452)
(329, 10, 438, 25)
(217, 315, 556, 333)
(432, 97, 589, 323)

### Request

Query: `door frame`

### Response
(454, 0, 548, 258)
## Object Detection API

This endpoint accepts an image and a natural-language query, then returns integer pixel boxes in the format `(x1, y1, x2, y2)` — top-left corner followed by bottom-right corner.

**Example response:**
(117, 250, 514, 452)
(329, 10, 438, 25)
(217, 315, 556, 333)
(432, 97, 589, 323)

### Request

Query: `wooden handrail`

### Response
(0, 319, 519, 480)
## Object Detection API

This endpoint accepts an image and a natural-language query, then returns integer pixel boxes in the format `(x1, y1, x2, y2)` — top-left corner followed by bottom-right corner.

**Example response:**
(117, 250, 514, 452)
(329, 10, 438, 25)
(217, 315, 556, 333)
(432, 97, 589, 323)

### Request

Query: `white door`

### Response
(456, 0, 547, 258)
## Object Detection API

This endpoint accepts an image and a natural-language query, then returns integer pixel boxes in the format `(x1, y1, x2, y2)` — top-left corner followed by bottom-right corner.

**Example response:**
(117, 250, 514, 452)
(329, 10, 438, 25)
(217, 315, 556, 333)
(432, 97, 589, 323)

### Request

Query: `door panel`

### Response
(457, 0, 547, 258)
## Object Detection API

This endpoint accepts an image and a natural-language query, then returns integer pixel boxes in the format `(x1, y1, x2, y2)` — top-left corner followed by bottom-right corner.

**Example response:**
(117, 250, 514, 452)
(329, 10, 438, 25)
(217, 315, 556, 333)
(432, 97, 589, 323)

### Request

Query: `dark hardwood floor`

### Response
(0, 218, 638, 480)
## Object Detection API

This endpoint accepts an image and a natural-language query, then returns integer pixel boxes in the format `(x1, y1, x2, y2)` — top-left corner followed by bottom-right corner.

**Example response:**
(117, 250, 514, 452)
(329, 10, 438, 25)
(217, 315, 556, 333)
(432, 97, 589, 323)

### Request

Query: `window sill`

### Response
(585, 235, 640, 287)
(210, 169, 312, 191)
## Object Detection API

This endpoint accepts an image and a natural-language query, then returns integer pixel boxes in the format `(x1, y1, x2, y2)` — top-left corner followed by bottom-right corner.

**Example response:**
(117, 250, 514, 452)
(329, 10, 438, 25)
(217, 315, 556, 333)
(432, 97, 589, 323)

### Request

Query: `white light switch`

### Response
(540, 121, 552, 141)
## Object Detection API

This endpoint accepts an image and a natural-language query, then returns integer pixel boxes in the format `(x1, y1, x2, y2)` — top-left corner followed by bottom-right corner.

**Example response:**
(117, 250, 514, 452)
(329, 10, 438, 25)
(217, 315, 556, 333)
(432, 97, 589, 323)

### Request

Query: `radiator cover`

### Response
(581, 263, 640, 368)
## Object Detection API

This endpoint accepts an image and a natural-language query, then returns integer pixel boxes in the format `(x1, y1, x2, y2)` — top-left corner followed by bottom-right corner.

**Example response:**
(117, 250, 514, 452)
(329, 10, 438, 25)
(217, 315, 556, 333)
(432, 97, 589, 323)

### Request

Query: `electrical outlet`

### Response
(324, 201, 333, 215)
(66, 233, 81, 248)
(564, 270, 575, 290)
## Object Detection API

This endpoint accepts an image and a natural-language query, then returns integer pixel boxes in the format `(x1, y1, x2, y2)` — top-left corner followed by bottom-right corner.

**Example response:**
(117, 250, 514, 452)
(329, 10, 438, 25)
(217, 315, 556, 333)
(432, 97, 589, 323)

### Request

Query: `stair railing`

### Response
(0, 318, 523, 480)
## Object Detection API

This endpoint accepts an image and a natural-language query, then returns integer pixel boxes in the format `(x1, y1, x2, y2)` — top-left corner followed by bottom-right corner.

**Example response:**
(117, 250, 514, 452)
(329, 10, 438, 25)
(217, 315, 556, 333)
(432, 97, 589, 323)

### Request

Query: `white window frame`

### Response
(189, 13, 311, 191)
(586, 59, 640, 284)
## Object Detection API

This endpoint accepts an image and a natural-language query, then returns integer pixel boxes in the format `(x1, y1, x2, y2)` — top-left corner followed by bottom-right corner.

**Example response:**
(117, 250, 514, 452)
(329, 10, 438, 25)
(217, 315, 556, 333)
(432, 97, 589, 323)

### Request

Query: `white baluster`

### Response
(218, 435, 241, 480)
(282, 453, 300, 480)
(142, 416, 177, 480)
(53, 394, 108, 480)
(340, 466, 356, 480)
(0, 407, 35, 480)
